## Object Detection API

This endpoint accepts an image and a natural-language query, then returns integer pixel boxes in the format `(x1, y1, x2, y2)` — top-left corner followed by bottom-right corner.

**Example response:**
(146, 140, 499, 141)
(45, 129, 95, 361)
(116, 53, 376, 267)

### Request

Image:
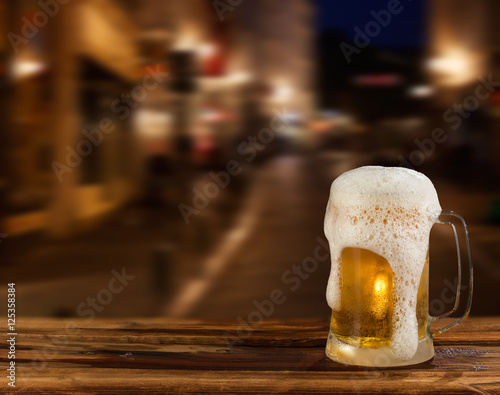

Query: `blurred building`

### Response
(240, 0, 315, 139)
(4, 0, 141, 238)
(429, 0, 500, 178)
(428, 0, 489, 102)
(3, 0, 315, 237)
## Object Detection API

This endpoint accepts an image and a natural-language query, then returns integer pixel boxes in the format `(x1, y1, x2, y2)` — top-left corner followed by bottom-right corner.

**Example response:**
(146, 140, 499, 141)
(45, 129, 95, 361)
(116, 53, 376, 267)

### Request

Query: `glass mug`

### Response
(324, 166, 473, 367)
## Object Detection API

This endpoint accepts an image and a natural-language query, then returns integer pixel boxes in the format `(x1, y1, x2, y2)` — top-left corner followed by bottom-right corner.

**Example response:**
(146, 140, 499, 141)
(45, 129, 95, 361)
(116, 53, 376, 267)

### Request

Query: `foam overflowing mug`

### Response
(324, 166, 473, 367)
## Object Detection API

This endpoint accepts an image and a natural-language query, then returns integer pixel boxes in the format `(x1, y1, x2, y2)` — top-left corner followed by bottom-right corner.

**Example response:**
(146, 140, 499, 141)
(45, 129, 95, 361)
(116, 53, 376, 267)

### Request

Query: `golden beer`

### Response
(327, 247, 429, 351)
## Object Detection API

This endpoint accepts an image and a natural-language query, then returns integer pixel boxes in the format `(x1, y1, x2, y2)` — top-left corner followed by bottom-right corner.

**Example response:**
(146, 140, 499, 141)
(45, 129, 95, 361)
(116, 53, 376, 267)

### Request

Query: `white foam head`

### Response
(324, 166, 442, 361)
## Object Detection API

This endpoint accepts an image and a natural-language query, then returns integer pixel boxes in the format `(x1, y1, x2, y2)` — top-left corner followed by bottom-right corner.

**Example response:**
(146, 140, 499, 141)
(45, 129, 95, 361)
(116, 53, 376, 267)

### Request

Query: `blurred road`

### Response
(178, 155, 333, 320)
(1, 153, 499, 319)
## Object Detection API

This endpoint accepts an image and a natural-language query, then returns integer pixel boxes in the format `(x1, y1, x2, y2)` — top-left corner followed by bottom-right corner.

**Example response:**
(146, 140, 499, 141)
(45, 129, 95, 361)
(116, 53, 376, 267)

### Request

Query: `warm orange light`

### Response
(198, 43, 217, 57)
(372, 274, 389, 319)
(427, 49, 478, 86)
(374, 275, 387, 295)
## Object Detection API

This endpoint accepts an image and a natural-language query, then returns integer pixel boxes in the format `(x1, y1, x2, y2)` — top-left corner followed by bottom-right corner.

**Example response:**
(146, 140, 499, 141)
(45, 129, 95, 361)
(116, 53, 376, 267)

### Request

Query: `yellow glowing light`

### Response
(198, 43, 217, 57)
(372, 274, 389, 319)
(272, 84, 294, 103)
(374, 276, 387, 294)
(13, 60, 46, 79)
(408, 85, 435, 98)
(427, 49, 477, 86)
(228, 71, 252, 84)
(428, 54, 468, 75)
(172, 34, 197, 51)
(134, 109, 172, 139)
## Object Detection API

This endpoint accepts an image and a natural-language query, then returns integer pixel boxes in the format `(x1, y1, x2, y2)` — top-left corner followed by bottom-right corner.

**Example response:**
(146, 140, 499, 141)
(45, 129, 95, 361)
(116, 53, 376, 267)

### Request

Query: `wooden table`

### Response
(7, 317, 500, 393)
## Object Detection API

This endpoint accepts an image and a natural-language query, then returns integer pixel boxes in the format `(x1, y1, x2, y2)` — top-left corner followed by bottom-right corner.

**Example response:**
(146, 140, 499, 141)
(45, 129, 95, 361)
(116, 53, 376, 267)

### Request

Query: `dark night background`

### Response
(0, 0, 497, 324)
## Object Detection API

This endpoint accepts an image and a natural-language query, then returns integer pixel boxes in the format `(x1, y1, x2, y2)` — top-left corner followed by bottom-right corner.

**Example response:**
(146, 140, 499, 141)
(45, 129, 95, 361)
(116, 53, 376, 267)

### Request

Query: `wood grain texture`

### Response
(2, 317, 500, 394)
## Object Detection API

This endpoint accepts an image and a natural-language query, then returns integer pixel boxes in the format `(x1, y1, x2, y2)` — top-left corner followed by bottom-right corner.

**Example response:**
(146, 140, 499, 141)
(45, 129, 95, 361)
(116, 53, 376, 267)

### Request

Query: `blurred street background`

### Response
(0, 0, 499, 320)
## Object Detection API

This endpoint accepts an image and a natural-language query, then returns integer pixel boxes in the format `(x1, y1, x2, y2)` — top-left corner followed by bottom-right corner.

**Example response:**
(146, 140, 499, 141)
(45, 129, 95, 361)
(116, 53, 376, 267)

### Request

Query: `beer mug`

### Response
(324, 166, 473, 367)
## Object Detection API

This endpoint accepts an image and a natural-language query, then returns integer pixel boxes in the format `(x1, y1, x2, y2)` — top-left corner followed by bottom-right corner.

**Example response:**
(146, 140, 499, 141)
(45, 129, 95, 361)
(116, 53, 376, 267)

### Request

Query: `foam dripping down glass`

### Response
(324, 166, 473, 367)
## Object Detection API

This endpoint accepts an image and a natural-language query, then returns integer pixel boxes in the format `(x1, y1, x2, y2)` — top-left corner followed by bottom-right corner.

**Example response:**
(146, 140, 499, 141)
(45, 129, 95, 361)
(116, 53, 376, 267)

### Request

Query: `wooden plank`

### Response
(14, 316, 500, 331)
(9, 324, 500, 349)
(14, 369, 500, 394)
(10, 349, 500, 375)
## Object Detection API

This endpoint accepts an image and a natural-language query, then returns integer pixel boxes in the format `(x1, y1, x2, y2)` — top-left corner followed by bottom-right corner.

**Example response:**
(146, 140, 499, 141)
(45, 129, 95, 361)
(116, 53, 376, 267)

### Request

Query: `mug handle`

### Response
(431, 212, 473, 337)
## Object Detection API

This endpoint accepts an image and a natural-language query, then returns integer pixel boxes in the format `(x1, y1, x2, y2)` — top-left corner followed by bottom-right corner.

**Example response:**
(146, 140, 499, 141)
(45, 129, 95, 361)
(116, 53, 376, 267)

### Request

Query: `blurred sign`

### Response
(488, 90, 500, 118)
(490, 90, 500, 105)
(198, 43, 227, 77)
(352, 74, 402, 87)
